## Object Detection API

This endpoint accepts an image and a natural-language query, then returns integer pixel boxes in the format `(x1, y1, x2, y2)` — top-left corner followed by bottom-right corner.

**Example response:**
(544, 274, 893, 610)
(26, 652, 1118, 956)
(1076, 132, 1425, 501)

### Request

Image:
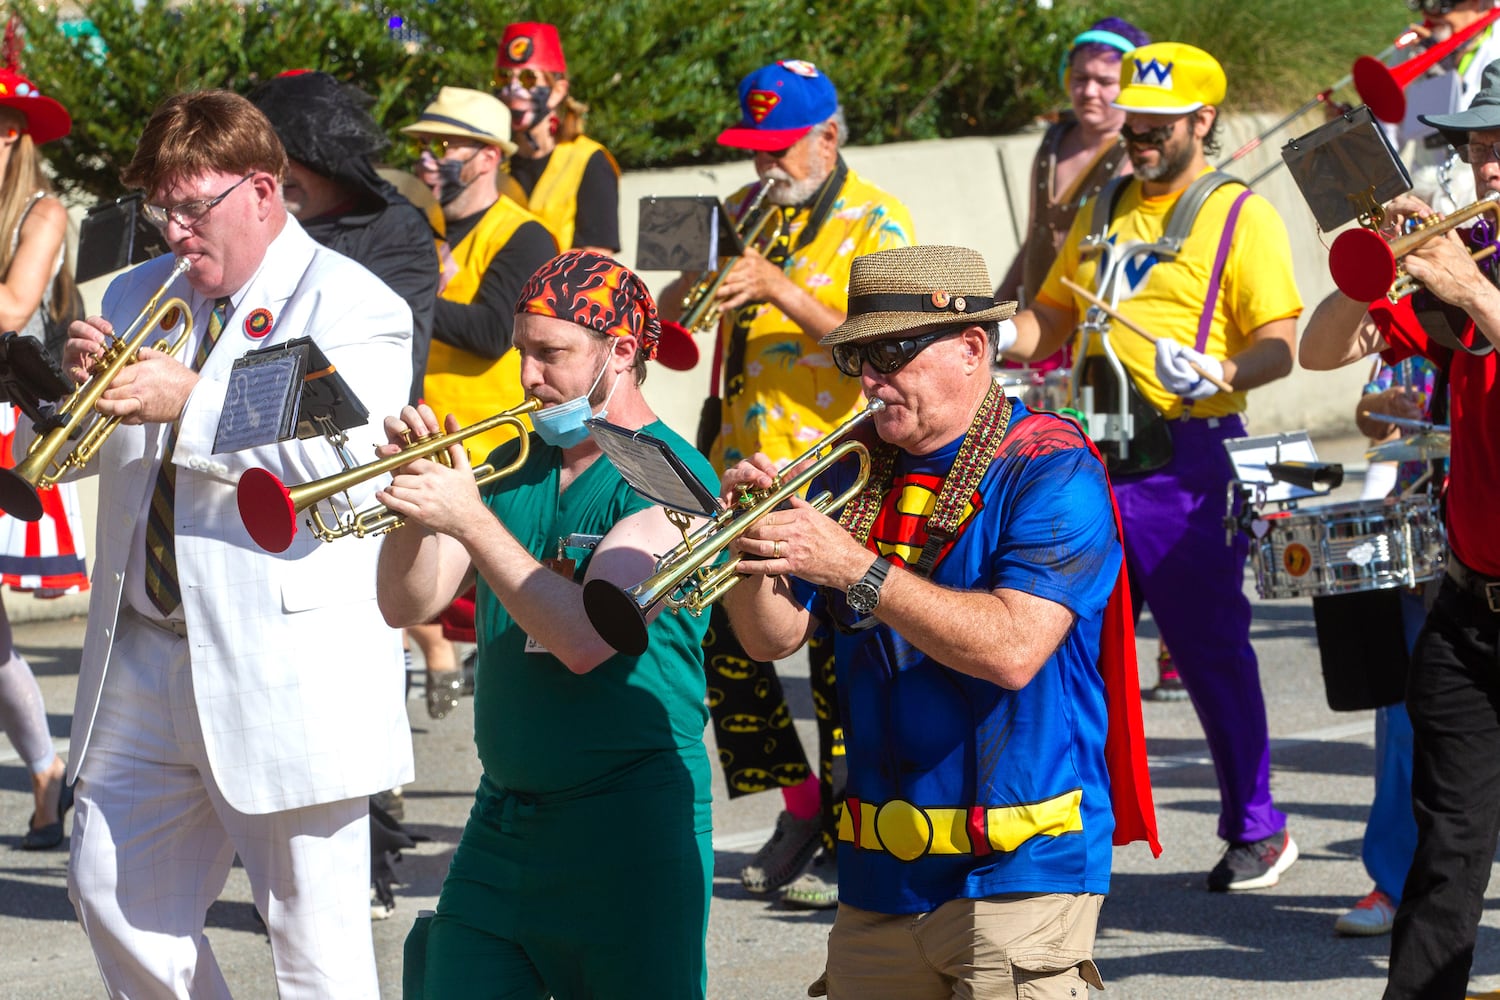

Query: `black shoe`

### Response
(461, 650, 476, 697)
(20, 778, 73, 851)
(1207, 828, 1298, 891)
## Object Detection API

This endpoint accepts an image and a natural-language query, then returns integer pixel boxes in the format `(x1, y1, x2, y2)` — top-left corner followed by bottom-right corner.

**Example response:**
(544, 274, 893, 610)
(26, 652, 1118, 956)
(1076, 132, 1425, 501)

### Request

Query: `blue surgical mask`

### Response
(532, 354, 620, 449)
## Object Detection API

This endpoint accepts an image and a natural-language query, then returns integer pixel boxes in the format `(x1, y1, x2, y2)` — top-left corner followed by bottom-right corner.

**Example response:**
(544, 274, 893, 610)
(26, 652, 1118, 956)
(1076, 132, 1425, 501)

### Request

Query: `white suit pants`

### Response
(67, 611, 378, 999)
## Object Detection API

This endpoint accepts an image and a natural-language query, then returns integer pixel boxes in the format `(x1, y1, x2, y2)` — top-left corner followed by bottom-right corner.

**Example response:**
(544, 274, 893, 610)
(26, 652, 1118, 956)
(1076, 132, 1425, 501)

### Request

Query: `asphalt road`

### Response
(4, 434, 1500, 999)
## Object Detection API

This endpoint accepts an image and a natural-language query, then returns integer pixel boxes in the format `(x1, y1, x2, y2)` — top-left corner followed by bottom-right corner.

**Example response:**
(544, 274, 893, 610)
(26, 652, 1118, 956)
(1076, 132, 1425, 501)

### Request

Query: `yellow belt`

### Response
(837, 788, 1083, 862)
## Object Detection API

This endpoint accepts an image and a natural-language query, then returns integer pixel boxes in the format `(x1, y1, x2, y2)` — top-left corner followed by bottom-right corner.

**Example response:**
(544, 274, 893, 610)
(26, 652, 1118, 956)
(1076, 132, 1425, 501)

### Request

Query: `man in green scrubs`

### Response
(375, 250, 717, 998)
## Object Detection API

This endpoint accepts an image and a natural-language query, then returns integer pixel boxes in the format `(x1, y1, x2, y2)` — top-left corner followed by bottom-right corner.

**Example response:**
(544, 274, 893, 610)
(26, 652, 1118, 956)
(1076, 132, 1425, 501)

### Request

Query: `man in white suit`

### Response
(55, 90, 413, 998)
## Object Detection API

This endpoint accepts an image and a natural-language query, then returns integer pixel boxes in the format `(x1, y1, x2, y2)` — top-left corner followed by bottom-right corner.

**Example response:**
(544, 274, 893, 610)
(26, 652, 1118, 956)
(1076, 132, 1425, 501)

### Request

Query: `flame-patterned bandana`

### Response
(515, 250, 662, 360)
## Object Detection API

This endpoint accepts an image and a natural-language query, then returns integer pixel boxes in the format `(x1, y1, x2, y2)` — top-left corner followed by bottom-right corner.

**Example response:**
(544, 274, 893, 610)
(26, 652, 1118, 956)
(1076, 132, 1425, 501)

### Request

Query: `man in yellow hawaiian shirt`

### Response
(662, 58, 915, 910)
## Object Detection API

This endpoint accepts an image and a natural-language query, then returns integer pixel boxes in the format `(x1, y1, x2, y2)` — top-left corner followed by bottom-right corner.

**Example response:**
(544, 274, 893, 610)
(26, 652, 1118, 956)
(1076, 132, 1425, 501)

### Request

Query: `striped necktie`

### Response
(143, 296, 230, 617)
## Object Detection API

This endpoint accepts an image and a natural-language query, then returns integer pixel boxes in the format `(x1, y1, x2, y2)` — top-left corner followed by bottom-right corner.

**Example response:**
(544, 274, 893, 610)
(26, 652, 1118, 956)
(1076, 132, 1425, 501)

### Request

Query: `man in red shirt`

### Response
(1300, 56, 1500, 1000)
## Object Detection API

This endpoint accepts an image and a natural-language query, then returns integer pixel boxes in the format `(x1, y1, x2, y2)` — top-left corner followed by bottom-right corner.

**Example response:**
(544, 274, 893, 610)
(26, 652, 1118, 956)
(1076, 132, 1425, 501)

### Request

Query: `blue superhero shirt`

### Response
(798, 401, 1121, 914)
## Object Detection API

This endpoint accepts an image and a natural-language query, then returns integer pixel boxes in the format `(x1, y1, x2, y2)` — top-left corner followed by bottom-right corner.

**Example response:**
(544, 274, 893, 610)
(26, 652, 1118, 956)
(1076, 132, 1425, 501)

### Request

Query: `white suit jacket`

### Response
(61, 219, 416, 814)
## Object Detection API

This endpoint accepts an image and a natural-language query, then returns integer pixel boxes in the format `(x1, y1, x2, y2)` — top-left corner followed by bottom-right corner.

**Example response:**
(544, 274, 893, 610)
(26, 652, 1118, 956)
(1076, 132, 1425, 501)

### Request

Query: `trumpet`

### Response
(583, 399, 885, 656)
(1328, 191, 1500, 303)
(237, 397, 542, 553)
(0, 257, 192, 521)
(666, 179, 787, 338)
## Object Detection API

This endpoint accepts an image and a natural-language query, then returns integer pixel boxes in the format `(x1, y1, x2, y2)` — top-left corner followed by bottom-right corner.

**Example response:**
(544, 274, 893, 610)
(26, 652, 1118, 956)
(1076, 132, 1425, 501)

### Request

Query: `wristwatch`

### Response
(846, 557, 891, 616)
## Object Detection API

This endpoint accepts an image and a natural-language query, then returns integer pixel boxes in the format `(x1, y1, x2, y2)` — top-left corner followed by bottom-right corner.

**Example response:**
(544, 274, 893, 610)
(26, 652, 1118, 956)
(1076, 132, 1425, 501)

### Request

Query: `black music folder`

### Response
(214, 337, 367, 453)
(635, 196, 745, 271)
(586, 417, 719, 515)
(76, 193, 171, 284)
(1282, 106, 1412, 231)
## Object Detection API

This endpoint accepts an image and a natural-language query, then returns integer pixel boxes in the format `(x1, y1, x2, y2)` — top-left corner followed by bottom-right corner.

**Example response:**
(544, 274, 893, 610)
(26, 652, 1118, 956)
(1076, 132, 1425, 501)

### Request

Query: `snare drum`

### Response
(993, 366, 1071, 414)
(1250, 496, 1446, 600)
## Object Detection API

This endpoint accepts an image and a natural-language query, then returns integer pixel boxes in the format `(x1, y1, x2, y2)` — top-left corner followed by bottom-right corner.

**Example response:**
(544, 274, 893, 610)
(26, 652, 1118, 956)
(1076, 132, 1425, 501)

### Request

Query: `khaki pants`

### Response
(817, 892, 1105, 1000)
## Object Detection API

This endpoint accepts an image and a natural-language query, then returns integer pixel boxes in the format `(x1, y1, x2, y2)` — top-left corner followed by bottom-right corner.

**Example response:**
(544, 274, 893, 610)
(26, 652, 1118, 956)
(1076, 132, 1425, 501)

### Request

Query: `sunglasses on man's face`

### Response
(408, 137, 483, 160)
(831, 329, 959, 378)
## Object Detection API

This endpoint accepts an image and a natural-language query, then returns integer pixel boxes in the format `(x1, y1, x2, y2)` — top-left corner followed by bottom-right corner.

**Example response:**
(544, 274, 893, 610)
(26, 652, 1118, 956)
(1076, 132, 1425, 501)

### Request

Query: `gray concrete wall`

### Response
(622, 110, 1369, 442)
(24, 109, 1368, 625)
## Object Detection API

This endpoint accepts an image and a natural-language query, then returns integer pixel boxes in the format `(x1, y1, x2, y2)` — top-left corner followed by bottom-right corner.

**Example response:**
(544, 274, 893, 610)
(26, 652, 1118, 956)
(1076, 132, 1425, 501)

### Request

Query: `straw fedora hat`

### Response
(401, 86, 518, 156)
(823, 245, 1018, 346)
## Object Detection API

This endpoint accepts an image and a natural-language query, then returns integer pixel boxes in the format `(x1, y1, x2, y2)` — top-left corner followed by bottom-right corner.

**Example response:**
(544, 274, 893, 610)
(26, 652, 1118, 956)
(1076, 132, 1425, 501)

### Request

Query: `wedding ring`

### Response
(773, 540, 784, 559)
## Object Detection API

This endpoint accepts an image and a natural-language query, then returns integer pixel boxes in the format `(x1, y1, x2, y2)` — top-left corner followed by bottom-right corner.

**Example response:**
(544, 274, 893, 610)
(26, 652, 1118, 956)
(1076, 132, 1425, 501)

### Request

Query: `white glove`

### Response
(1154, 339, 1225, 400)
(992, 318, 1018, 359)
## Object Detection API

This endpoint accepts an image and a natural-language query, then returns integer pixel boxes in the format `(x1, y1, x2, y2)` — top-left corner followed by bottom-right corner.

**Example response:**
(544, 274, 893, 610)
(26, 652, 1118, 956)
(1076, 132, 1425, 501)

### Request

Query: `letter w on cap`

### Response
(1133, 58, 1174, 87)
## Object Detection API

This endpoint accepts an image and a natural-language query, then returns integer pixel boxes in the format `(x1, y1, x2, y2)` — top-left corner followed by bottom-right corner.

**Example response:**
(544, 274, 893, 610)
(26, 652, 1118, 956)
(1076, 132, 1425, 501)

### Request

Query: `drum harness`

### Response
(1071, 170, 1252, 473)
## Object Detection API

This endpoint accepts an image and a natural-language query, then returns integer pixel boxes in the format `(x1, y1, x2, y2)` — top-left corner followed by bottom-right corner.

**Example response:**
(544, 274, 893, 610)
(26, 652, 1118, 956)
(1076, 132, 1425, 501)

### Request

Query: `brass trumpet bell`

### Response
(1329, 191, 1500, 302)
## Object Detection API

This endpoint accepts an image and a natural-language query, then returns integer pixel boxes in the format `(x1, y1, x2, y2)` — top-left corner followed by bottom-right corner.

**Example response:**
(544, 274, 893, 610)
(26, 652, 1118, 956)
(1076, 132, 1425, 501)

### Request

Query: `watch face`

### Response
(846, 581, 879, 615)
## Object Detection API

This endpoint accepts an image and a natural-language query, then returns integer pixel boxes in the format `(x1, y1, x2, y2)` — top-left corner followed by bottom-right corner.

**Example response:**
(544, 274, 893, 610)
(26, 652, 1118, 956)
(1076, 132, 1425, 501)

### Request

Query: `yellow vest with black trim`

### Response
(424, 196, 549, 458)
(522, 134, 618, 251)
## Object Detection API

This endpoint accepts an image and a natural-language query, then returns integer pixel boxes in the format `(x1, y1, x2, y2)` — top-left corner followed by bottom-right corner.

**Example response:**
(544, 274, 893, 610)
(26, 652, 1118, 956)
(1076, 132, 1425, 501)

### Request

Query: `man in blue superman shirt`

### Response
(719, 244, 1158, 999)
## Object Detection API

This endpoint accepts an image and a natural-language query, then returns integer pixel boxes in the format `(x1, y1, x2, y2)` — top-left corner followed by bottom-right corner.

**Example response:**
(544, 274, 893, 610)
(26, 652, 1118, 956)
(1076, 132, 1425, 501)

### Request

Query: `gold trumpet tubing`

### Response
(10, 265, 193, 493)
(287, 398, 543, 540)
(621, 399, 885, 619)
(676, 180, 785, 335)
(337, 431, 538, 541)
(671, 447, 872, 615)
(52, 313, 193, 482)
(1387, 194, 1500, 300)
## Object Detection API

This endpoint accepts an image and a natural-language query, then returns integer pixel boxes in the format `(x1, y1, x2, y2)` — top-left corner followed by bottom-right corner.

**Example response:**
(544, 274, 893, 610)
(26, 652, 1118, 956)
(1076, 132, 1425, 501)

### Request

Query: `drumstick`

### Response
(1060, 276, 1236, 395)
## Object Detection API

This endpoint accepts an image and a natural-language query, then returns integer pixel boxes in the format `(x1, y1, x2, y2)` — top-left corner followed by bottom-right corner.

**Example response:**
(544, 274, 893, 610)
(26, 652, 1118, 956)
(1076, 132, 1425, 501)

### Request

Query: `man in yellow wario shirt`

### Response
(400, 87, 557, 718)
(494, 21, 620, 256)
(1005, 42, 1304, 895)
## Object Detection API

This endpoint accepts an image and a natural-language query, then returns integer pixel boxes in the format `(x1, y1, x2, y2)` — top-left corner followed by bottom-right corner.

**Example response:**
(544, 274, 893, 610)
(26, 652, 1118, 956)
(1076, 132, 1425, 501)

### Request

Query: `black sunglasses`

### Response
(831, 329, 959, 378)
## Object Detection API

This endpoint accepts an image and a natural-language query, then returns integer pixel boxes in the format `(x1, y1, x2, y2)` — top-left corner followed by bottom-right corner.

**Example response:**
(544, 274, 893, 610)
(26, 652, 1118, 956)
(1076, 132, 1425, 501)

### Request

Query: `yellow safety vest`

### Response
(424, 197, 551, 459)
(523, 134, 618, 251)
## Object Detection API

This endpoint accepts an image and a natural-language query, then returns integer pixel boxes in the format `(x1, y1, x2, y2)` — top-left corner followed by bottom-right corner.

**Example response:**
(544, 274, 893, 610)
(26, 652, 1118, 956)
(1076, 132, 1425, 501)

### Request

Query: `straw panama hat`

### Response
(823, 246, 1018, 346)
(401, 86, 518, 156)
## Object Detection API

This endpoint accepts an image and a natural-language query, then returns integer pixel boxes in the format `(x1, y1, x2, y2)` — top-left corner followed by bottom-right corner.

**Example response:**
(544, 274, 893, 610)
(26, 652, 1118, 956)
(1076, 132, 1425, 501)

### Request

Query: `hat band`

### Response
(848, 292, 997, 317)
(415, 112, 500, 140)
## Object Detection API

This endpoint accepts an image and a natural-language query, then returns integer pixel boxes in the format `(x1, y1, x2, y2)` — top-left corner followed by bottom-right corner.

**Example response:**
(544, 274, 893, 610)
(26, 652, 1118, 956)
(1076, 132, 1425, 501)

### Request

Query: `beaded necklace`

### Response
(837, 380, 1012, 577)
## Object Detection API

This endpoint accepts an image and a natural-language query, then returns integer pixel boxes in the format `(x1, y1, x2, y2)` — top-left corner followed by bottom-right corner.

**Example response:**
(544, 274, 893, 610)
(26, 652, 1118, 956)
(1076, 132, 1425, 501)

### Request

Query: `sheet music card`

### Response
(213, 337, 368, 453)
(586, 418, 720, 515)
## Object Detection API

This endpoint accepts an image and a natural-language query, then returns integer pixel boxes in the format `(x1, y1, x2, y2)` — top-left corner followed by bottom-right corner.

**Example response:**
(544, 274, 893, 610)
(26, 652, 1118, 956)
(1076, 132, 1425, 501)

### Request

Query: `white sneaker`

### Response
(1335, 889, 1396, 936)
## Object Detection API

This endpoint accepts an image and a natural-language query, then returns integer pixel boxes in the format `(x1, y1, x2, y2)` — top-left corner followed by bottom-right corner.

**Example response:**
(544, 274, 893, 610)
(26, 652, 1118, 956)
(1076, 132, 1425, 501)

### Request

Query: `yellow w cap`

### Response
(1113, 42, 1226, 114)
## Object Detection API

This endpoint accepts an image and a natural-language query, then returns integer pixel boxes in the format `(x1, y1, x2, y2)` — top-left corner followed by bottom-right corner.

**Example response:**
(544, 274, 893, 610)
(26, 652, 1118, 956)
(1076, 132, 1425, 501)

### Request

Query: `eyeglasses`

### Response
(1457, 141, 1500, 165)
(142, 173, 253, 230)
(1406, 0, 1456, 14)
(408, 137, 483, 160)
(494, 67, 542, 90)
(831, 329, 959, 378)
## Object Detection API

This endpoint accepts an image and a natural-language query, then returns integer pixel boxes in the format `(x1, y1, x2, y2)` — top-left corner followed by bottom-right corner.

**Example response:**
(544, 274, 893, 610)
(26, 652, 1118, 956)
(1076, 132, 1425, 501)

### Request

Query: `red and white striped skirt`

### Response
(0, 404, 88, 596)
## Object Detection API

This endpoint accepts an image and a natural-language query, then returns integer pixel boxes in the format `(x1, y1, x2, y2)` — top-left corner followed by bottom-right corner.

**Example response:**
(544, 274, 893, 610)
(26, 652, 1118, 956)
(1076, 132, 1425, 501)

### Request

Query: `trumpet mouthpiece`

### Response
(238, 467, 298, 552)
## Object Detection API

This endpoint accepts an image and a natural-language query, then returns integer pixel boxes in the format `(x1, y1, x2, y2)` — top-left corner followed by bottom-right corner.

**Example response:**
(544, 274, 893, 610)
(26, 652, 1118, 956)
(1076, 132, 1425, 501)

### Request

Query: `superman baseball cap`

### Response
(717, 60, 838, 151)
(1113, 42, 1226, 114)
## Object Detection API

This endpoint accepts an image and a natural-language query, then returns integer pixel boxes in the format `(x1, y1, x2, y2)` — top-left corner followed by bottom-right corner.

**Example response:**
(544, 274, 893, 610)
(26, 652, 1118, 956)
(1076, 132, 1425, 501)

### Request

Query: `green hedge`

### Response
(14, 0, 1410, 202)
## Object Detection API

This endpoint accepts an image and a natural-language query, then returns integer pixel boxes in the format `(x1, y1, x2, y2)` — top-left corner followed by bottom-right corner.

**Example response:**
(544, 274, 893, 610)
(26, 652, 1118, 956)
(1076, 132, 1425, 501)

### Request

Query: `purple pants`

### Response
(1113, 415, 1287, 844)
